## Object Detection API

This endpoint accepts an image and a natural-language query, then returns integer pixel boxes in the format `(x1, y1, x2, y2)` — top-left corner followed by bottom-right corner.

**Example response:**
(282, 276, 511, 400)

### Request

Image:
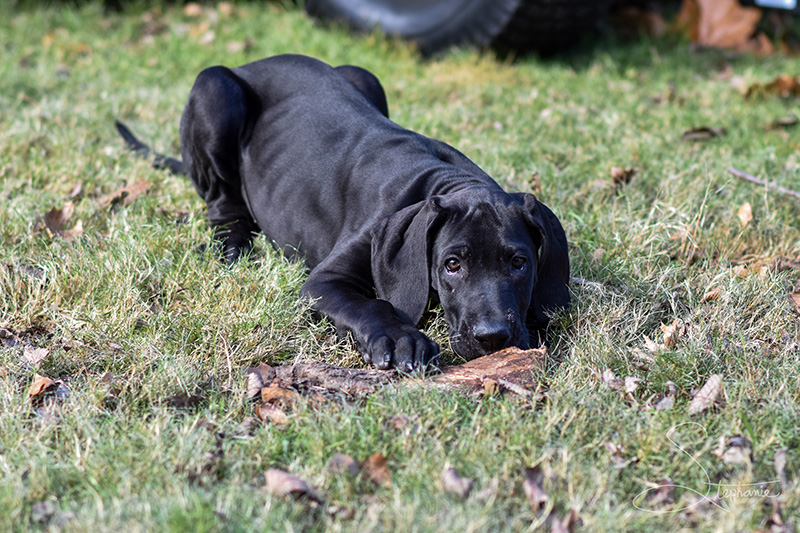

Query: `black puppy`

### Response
(117, 54, 570, 371)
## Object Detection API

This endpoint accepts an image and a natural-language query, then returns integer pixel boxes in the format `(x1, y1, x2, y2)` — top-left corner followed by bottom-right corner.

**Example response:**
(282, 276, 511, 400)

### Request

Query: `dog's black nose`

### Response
(474, 323, 511, 353)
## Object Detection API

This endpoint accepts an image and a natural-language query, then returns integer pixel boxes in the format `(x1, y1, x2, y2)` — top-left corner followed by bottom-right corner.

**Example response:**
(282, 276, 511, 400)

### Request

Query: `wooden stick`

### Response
(728, 167, 800, 200)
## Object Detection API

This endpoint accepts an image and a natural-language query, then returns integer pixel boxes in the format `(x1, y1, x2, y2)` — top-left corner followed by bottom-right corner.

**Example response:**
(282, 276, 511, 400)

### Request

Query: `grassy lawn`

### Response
(2, 1, 799, 530)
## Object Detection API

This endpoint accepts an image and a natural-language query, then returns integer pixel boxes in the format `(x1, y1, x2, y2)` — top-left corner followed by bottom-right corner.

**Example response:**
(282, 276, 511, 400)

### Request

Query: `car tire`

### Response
(305, 0, 612, 55)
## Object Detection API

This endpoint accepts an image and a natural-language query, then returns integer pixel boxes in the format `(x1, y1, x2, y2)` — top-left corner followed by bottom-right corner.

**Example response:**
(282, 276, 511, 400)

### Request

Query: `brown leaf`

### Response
(388, 413, 414, 431)
(624, 376, 642, 394)
(97, 178, 150, 208)
(747, 74, 800, 99)
(611, 166, 637, 187)
(737, 202, 753, 227)
(600, 368, 625, 391)
(643, 335, 661, 353)
(681, 126, 726, 141)
(768, 115, 799, 130)
(260, 382, 300, 406)
(362, 452, 391, 486)
(678, 0, 767, 53)
(789, 291, 800, 313)
(327, 453, 361, 477)
(246, 363, 275, 400)
(255, 402, 290, 425)
(440, 467, 473, 499)
(712, 434, 752, 465)
(775, 448, 789, 491)
(522, 466, 549, 513)
(688, 374, 724, 415)
(550, 508, 582, 533)
(22, 346, 49, 369)
(232, 416, 260, 439)
(40, 202, 83, 240)
(218, 2, 234, 16)
(28, 374, 57, 398)
(653, 381, 677, 411)
(661, 320, 686, 349)
(605, 441, 638, 469)
(263, 468, 321, 502)
(183, 2, 204, 16)
(246, 371, 264, 400)
(434, 346, 545, 394)
(702, 287, 721, 303)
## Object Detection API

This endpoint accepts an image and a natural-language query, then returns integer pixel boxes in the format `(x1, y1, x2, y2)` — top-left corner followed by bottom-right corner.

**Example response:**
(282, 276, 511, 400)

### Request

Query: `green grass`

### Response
(2, 2, 799, 531)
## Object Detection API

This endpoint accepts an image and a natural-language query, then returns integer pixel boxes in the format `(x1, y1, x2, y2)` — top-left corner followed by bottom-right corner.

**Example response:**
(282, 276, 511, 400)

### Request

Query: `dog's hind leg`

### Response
(180, 66, 259, 264)
(334, 65, 389, 118)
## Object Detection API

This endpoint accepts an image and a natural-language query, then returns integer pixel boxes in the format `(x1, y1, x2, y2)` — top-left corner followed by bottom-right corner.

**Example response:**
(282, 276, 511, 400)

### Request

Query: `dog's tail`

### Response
(115, 120, 185, 176)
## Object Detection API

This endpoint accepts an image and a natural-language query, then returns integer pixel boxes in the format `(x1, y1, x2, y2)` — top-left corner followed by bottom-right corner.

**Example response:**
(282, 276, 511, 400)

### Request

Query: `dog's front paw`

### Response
(361, 325, 440, 373)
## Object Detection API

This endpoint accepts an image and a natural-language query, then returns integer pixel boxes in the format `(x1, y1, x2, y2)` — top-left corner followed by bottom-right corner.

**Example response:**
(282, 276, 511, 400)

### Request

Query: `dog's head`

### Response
(371, 188, 569, 360)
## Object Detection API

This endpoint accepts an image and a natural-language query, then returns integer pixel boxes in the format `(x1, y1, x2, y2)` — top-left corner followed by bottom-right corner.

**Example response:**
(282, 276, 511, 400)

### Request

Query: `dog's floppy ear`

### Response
(371, 198, 446, 326)
(516, 193, 570, 331)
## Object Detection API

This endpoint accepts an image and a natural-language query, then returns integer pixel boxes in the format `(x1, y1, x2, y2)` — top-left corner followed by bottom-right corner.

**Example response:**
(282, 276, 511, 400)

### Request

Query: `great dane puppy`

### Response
(117, 54, 570, 372)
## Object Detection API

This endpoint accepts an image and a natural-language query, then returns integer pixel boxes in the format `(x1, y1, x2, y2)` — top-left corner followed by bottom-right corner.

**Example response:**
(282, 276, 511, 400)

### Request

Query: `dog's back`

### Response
(229, 55, 498, 267)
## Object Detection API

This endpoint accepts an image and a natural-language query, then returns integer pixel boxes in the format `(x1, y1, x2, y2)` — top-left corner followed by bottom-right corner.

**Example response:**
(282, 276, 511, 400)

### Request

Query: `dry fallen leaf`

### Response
(702, 287, 721, 303)
(263, 468, 321, 502)
(746, 74, 800, 99)
(247, 371, 264, 400)
(362, 452, 391, 486)
(183, 2, 204, 16)
(522, 466, 549, 513)
(677, 0, 768, 53)
(28, 374, 57, 399)
(388, 413, 414, 431)
(327, 453, 361, 477)
(789, 292, 800, 313)
(653, 381, 677, 411)
(97, 178, 150, 208)
(605, 441, 638, 469)
(662, 320, 686, 349)
(688, 374, 724, 415)
(681, 126, 726, 141)
(255, 402, 289, 425)
(600, 368, 625, 391)
(550, 508, 582, 533)
(737, 202, 753, 227)
(712, 434, 752, 465)
(218, 2, 234, 16)
(611, 166, 637, 187)
(232, 416, 260, 439)
(260, 382, 300, 406)
(22, 346, 49, 369)
(38, 202, 84, 241)
(440, 467, 473, 499)
(774, 448, 788, 491)
(624, 376, 642, 395)
(768, 115, 799, 130)
(246, 363, 276, 400)
(643, 335, 661, 353)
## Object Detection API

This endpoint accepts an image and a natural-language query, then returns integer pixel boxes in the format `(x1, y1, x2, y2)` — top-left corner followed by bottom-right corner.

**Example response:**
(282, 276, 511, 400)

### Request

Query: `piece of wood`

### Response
(247, 347, 547, 402)
(433, 347, 547, 394)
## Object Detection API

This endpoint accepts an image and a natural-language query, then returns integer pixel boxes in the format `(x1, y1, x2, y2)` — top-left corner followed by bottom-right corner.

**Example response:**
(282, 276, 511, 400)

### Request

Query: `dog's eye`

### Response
(445, 258, 461, 273)
(511, 256, 527, 270)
